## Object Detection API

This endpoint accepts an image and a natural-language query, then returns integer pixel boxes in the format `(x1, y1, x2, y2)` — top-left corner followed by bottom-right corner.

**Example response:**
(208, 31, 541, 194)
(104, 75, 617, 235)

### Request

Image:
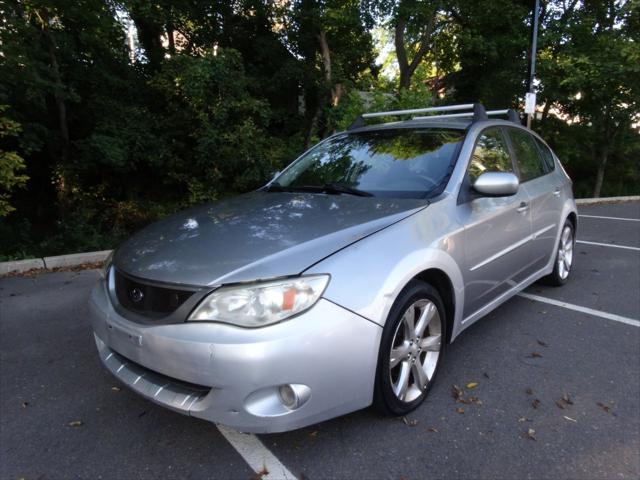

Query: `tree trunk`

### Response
(166, 23, 176, 55)
(303, 104, 322, 150)
(317, 30, 342, 107)
(36, 9, 72, 208)
(592, 145, 609, 198)
(394, 8, 436, 91)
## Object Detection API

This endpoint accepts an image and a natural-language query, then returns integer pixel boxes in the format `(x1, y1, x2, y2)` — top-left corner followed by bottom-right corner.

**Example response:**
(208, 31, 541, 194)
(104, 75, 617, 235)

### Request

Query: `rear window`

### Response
(275, 129, 466, 199)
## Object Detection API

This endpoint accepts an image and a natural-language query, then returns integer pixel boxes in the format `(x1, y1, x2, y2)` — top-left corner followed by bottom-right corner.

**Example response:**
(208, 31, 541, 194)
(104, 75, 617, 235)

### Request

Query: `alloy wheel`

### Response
(389, 299, 442, 403)
(557, 225, 574, 280)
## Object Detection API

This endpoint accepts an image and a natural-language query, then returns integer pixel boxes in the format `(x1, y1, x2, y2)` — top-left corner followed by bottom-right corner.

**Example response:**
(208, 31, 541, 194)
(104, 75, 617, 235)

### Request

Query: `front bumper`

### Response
(88, 278, 382, 433)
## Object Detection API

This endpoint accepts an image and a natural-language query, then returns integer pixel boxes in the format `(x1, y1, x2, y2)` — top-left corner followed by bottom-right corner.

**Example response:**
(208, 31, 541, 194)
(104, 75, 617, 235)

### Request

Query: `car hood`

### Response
(114, 191, 428, 286)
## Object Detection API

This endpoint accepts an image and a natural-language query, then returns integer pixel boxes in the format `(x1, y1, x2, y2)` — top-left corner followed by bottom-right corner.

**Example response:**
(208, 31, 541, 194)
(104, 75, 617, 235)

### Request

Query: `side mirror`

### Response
(473, 172, 519, 197)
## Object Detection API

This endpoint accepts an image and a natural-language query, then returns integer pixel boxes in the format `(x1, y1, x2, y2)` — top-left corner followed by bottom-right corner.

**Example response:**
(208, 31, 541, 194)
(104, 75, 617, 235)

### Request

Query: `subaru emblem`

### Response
(129, 287, 144, 303)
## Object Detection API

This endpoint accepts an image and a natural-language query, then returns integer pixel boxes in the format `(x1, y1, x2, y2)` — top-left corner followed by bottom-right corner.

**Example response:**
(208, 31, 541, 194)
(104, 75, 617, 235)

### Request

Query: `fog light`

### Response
(278, 384, 298, 409)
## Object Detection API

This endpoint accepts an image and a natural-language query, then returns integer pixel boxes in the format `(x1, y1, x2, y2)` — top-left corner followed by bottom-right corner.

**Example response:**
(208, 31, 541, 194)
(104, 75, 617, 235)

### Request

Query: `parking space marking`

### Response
(217, 425, 297, 480)
(576, 240, 640, 251)
(579, 214, 640, 222)
(518, 292, 640, 328)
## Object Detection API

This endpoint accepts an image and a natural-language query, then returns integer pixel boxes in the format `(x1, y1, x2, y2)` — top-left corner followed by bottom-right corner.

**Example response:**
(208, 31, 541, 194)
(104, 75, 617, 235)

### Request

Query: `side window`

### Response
(468, 128, 513, 183)
(534, 137, 555, 171)
(509, 129, 546, 182)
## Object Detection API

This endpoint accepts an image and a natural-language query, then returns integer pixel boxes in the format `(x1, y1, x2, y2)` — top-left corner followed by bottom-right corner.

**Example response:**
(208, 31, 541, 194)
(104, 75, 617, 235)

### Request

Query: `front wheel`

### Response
(373, 280, 446, 416)
(544, 219, 575, 286)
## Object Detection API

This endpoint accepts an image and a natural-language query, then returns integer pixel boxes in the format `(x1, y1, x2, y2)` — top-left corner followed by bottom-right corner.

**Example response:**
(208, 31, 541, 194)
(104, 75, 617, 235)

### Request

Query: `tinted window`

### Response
(274, 129, 465, 199)
(534, 137, 555, 171)
(468, 128, 513, 182)
(509, 129, 546, 182)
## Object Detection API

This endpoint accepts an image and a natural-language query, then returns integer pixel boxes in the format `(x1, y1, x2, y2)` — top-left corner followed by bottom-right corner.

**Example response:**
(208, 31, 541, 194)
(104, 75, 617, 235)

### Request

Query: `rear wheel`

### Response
(544, 219, 575, 286)
(374, 280, 446, 416)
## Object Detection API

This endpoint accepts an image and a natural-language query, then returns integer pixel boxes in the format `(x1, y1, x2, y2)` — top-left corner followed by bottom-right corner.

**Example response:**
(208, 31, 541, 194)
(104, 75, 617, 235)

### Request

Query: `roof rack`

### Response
(347, 102, 521, 129)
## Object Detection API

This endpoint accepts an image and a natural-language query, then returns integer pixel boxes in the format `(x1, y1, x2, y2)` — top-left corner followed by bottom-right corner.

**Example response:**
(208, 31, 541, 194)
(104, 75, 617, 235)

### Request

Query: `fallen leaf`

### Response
(555, 400, 566, 410)
(563, 416, 577, 423)
(68, 420, 83, 427)
(537, 339, 548, 347)
(524, 428, 536, 441)
(427, 427, 439, 433)
(111, 386, 121, 392)
(308, 430, 318, 438)
(456, 407, 465, 414)
(402, 417, 418, 427)
(532, 399, 541, 409)
(466, 382, 478, 389)
(527, 352, 543, 358)
(561, 394, 573, 405)
(526, 388, 533, 395)
(597, 402, 612, 414)
(252, 465, 269, 480)
(518, 417, 532, 423)
(451, 385, 464, 401)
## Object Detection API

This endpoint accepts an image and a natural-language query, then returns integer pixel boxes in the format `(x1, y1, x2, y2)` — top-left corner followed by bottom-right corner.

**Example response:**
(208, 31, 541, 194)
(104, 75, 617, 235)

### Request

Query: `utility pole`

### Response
(526, 0, 540, 128)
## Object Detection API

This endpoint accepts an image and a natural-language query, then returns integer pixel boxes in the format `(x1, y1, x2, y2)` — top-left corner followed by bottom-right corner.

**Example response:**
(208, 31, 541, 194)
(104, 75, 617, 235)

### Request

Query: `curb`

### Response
(1, 195, 638, 277)
(0, 250, 112, 276)
(576, 195, 640, 205)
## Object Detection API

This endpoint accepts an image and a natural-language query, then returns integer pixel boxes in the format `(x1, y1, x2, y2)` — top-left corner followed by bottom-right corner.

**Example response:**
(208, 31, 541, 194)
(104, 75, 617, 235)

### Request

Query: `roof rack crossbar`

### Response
(413, 109, 509, 121)
(361, 103, 475, 119)
(347, 103, 522, 130)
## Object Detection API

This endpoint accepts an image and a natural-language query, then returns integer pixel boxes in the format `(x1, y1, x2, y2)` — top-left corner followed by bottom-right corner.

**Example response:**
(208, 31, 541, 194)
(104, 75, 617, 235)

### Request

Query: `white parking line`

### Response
(579, 214, 640, 222)
(518, 292, 640, 328)
(217, 424, 297, 480)
(576, 240, 640, 252)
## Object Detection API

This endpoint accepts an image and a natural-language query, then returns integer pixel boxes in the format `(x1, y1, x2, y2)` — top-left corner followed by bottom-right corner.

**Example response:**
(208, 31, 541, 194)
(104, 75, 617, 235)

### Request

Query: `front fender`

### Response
(304, 207, 466, 340)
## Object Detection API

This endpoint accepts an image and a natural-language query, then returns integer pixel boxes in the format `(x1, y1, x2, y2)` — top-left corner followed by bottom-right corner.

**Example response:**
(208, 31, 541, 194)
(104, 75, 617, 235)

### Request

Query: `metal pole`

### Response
(527, 0, 540, 128)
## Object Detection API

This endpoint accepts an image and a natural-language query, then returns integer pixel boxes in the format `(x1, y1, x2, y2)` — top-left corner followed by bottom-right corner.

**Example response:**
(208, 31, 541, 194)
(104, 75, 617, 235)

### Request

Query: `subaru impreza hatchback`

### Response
(89, 103, 576, 433)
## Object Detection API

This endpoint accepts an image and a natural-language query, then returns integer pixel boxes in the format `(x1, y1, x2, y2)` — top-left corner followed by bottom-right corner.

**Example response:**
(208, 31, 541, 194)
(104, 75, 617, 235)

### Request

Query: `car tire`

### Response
(373, 279, 446, 416)
(543, 219, 575, 286)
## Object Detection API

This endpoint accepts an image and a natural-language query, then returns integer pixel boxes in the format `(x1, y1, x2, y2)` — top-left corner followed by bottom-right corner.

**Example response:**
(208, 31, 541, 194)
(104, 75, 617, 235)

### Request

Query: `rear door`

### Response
(506, 128, 560, 272)
(457, 127, 533, 320)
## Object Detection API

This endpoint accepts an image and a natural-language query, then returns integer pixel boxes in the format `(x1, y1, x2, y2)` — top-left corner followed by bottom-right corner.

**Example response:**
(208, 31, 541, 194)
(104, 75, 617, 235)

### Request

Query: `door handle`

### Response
(553, 187, 561, 196)
(516, 201, 529, 213)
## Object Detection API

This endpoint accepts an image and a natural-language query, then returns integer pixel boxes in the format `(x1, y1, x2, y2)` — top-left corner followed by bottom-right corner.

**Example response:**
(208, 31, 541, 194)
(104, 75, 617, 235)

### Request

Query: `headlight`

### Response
(101, 250, 114, 279)
(188, 275, 330, 327)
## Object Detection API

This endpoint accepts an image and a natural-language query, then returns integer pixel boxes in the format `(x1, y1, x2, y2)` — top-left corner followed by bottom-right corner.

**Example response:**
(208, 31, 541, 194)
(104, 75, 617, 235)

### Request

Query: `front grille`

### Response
(114, 269, 195, 317)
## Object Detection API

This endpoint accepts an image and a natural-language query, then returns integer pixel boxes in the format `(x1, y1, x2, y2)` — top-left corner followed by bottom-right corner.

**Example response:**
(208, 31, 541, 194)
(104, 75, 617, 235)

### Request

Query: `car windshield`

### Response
(270, 128, 465, 199)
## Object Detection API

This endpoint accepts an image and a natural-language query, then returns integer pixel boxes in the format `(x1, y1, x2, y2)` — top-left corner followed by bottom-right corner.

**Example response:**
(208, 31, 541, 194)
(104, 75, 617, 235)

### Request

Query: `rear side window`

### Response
(468, 127, 513, 182)
(534, 137, 555, 171)
(508, 129, 546, 182)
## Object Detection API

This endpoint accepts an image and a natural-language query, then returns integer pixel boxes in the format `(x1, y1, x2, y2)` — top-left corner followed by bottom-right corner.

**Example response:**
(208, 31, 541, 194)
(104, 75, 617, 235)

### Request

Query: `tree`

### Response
(537, 0, 640, 197)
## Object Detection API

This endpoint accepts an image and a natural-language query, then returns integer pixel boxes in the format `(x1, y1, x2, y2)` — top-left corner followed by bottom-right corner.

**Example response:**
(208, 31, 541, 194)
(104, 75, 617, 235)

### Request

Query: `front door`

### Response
(457, 127, 533, 319)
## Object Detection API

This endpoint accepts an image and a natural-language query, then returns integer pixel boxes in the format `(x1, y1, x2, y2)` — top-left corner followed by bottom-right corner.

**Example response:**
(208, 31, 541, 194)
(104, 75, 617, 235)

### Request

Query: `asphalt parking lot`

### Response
(1, 201, 638, 480)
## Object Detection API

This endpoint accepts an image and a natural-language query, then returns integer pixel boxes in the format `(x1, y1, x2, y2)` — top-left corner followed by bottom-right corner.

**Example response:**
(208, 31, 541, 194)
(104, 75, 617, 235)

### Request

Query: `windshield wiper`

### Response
(264, 182, 373, 197)
(321, 182, 373, 197)
(264, 183, 323, 193)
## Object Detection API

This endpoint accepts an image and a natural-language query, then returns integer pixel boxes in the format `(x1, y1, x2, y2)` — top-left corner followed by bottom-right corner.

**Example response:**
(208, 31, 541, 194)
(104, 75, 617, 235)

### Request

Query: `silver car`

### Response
(88, 103, 576, 433)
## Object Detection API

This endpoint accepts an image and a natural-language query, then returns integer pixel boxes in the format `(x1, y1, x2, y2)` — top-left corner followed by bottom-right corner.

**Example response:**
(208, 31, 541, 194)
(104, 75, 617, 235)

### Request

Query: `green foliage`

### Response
(0, 107, 28, 216)
(0, 0, 637, 260)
